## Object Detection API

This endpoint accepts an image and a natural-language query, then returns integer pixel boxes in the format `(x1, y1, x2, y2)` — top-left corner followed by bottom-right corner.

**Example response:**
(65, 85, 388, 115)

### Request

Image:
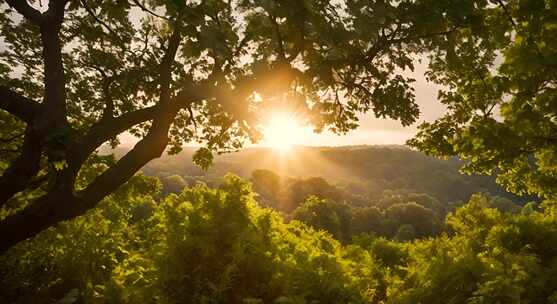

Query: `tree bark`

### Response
(0, 126, 42, 206)
(4, 0, 43, 24)
(0, 86, 40, 123)
(0, 187, 79, 253)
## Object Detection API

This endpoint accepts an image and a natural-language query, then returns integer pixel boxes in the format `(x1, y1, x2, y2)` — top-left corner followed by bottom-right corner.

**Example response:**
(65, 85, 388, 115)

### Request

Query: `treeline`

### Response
(151, 149, 529, 244)
(138, 146, 532, 204)
(155, 161, 525, 243)
(1, 174, 556, 303)
(251, 169, 522, 243)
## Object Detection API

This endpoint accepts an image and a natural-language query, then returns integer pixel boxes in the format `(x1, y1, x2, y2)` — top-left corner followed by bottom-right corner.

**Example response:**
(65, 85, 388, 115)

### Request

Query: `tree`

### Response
(160, 174, 187, 195)
(250, 169, 283, 208)
(0, 0, 466, 251)
(408, 0, 557, 201)
(351, 206, 384, 236)
(287, 177, 345, 212)
(487, 195, 521, 213)
(394, 224, 416, 242)
(292, 196, 352, 242)
(384, 202, 440, 238)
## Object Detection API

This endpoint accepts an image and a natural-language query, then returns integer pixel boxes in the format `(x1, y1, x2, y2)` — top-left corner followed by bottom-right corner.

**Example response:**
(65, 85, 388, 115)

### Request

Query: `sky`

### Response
(257, 60, 446, 147)
(116, 59, 446, 148)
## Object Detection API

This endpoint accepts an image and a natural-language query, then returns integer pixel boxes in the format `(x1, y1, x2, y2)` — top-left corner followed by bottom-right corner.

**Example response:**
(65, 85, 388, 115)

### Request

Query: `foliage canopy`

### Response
(3, 175, 557, 303)
(0, 0, 468, 251)
(408, 0, 557, 201)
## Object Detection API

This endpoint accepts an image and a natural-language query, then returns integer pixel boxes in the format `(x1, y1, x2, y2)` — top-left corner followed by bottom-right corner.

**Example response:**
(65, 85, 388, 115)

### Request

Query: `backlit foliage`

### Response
(2, 175, 557, 303)
(409, 0, 557, 201)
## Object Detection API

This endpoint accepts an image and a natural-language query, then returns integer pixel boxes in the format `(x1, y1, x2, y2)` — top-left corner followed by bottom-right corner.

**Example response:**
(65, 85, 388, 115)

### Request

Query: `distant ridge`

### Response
(99, 144, 533, 205)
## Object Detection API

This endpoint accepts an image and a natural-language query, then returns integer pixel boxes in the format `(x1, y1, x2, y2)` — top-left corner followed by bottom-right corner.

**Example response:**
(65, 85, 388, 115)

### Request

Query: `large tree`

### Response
(0, 0, 463, 251)
(409, 0, 557, 202)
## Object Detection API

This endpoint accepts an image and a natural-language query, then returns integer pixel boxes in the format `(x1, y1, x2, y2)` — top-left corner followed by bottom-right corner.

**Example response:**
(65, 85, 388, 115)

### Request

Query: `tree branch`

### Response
(71, 105, 160, 165)
(78, 128, 169, 205)
(80, 0, 129, 45)
(71, 25, 183, 170)
(387, 26, 460, 45)
(5, 0, 44, 24)
(0, 86, 40, 123)
(0, 132, 24, 144)
(158, 28, 181, 103)
(267, 12, 286, 61)
(0, 186, 78, 253)
(0, 109, 171, 253)
(77, 90, 207, 209)
(495, 0, 517, 29)
(101, 78, 115, 119)
(287, 26, 305, 62)
(130, 0, 170, 20)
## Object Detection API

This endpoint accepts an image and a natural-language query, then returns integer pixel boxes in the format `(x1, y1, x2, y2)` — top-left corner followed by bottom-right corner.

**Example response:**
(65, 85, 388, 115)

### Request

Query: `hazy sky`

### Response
(118, 59, 446, 148)
(258, 60, 446, 147)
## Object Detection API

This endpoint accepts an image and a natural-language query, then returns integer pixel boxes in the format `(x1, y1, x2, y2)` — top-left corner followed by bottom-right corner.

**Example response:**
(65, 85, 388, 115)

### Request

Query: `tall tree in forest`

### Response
(0, 0, 465, 251)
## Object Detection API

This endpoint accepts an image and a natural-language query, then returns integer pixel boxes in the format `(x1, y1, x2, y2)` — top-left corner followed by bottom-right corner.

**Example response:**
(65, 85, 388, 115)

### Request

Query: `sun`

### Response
(262, 113, 303, 151)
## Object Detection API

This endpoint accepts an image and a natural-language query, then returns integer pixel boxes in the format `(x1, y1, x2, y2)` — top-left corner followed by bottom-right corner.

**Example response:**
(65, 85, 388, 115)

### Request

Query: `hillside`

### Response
(107, 145, 533, 205)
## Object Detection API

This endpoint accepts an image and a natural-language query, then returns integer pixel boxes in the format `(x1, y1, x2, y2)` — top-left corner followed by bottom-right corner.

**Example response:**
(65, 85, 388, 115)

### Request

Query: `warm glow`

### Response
(262, 114, 303, 151)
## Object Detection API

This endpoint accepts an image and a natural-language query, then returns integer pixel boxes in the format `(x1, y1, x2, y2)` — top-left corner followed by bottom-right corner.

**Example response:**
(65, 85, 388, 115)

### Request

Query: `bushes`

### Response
(387, 195, 557, 304)
(120, 175, 377, 303)
(2, 177, 557, 304)
(0, 173, 160, 303)
(0, 175, 378, 303)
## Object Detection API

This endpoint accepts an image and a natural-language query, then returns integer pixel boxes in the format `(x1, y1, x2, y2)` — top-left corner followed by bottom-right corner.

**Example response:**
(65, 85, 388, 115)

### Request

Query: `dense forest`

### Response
(143, 145, 532, 241)
(139, 145, 530, 204)
(2, 0, 557, 303)
(1, 171, 552, 303)
(0, 146, 548, 303)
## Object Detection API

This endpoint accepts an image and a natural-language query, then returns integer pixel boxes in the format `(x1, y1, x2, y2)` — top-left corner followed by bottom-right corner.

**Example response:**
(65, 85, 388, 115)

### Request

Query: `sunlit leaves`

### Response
(192, 146, 213, 170)
(409, 0, 557, 200)
(388, 193, 557, 304)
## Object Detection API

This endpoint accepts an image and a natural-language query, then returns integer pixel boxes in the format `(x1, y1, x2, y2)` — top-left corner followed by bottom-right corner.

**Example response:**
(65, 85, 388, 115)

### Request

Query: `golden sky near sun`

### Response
(113, 59, 445, 149)
(114, 60, 446, 149)
(257, 60, 446, 148)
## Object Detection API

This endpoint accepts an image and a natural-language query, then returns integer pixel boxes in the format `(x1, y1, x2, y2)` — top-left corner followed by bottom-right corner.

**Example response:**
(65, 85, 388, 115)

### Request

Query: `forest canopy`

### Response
(1, 174, 556, 303)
